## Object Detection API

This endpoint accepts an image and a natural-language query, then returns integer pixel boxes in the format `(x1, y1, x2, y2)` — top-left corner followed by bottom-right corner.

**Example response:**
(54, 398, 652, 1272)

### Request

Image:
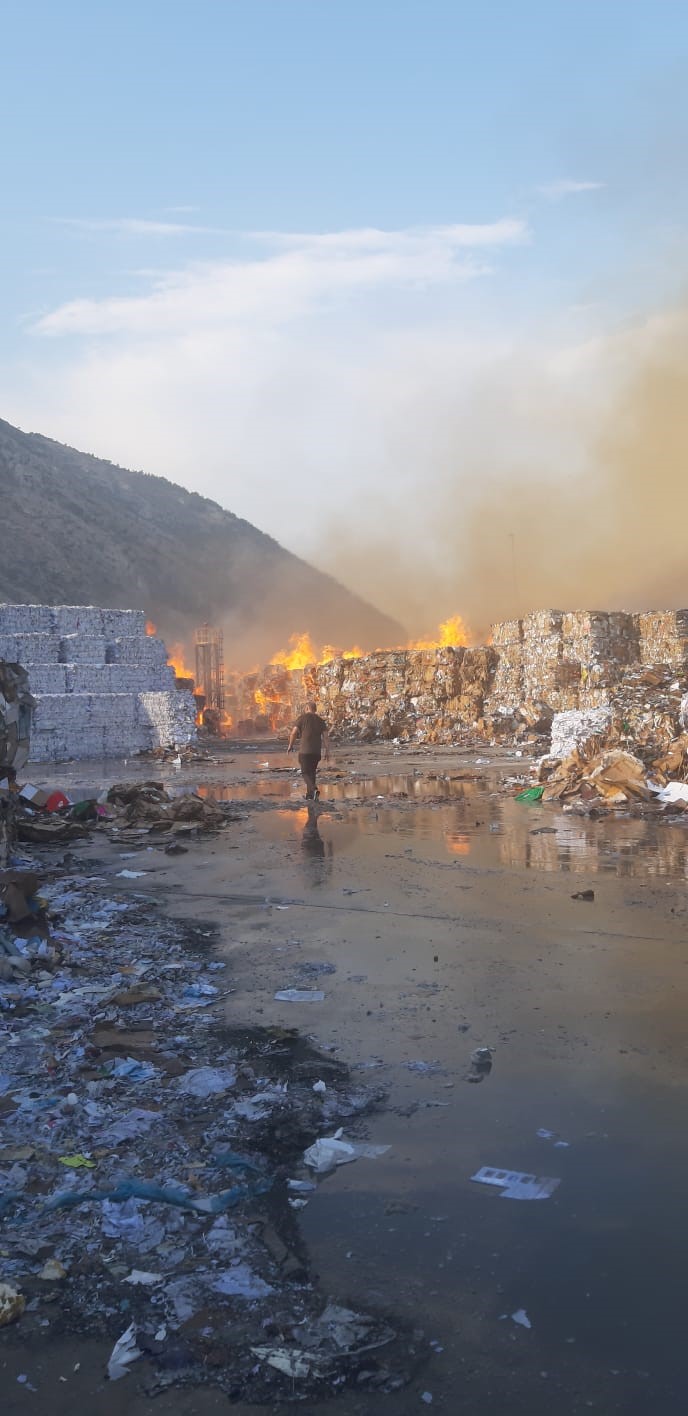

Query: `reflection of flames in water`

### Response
(445, 833, 471, 857)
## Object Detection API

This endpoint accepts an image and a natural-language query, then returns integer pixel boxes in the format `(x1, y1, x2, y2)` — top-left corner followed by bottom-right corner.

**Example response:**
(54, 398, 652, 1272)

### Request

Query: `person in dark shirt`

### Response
(287, 701, 330, 799)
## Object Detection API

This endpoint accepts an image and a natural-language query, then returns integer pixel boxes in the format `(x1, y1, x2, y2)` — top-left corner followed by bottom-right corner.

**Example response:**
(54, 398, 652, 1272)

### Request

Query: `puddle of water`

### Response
(228, 789, 688, 882)
(194, 776, 688, 1415)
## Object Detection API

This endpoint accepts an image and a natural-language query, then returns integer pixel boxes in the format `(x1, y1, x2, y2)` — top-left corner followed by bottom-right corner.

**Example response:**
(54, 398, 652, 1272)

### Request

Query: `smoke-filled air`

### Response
(319, 307, 688, 643)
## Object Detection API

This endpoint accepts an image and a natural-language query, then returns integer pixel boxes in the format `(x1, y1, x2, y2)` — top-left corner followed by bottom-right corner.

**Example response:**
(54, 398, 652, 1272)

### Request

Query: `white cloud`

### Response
(538, 179, 605, 200)
(32, 218, 528, 337)
(50, 216, 224, 237)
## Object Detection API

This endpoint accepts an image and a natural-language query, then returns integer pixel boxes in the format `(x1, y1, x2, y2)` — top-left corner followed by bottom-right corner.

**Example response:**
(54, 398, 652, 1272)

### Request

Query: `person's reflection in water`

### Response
(300, 804, 333, 885)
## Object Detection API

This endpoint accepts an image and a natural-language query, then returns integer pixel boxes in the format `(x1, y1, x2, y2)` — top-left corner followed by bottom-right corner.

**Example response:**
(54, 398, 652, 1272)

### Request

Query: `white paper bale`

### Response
(550, 707, 612, 760)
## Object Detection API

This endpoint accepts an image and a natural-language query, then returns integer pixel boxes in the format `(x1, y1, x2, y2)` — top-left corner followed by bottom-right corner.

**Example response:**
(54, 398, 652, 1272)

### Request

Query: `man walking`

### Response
(287, 700, 330, 800)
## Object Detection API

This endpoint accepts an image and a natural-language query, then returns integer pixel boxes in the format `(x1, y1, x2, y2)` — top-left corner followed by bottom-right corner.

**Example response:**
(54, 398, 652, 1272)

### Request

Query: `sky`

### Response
(2, 0, 688, 631)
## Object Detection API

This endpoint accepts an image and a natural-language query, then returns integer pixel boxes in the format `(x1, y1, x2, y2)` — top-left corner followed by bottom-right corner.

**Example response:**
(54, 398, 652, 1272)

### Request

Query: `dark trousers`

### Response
(298, 753, 321, 798)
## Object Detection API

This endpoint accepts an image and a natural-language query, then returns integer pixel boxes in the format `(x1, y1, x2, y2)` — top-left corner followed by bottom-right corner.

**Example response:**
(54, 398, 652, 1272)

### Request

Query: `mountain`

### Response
(0, 417, 404, 658)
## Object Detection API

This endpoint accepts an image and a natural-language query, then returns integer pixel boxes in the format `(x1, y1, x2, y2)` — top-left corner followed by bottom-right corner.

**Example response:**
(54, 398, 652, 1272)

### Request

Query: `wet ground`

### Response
(4, 743, 688, 1413)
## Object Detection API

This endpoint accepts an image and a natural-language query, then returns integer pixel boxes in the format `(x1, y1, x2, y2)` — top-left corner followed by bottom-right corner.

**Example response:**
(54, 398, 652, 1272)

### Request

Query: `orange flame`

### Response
(270, 632, 364, 671)
(408, 615, 470, 651)
(167, 642, 195, 679)
(270, 632, 319, 671)
(145, 620, 157, 636)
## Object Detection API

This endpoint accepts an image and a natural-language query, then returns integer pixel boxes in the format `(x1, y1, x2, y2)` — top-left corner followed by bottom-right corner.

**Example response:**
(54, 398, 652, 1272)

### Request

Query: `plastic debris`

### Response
(116, 869, 148, 879)
(656, 780, 688, 805)
(274, 989, 325, 1003)
(304, 1128, 390, 1175)
(515, 786, 545, 803)
(123, 1269, 163, 1286)
(175, 1065, 238, 1097)
(465, 1046, 494, 1083)
(471, 1166, 561, 1200)
(536, 1128, 570, 1148)
(312, 1079, 327, 1094)
(109, 1057, 158, 1083)
(107, 1322, 142, 1380)
(512, 1308, 532, 1329)
(213, 1263, 274, 1299)
(59, 1153, 96, 1169)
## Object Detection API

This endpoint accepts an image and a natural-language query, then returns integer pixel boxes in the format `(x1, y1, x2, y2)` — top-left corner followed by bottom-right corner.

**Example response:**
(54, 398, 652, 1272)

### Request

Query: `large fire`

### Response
(408, 615, 470, 651)
(166, 642, 195, 680)
(270, 633, 364, 672)
(268, 616, 470, 670)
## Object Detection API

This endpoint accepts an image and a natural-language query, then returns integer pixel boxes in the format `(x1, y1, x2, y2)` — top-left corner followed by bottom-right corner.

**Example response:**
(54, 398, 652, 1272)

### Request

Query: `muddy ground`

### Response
(2, 741, 688, 1414)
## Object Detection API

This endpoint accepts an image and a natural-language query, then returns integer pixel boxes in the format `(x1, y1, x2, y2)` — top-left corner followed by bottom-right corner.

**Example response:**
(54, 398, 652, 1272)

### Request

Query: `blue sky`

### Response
(2, 1, 687, 626)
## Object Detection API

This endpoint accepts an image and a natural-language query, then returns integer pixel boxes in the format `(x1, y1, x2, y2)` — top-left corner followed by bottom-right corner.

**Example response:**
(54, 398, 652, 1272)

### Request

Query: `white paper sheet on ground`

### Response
(213, 1262, 273, 1299)
(274, 989, 325, 1002)
(123, 1270, 163, 1286)
(304, 1128, 390, 1174)
(471, 1166, 560, 1200)
(656, 781, 688, 805)
(251, 1346, 316, 1378)
(107, 1323, 141, 1380)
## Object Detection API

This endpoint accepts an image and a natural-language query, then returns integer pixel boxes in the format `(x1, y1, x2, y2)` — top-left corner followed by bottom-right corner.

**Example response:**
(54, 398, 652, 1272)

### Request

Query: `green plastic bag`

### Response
(515, 786, 545, 803)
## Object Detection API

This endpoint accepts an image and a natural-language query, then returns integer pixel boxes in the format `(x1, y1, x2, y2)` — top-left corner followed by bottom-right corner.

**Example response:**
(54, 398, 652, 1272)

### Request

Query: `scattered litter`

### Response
(213, 1263, 274, 1299)
(176, 1065, 238, 1097)
(471, 1166, 560, 1200)
(116, 869, 148, 879)
(572, 889, 595, 902)
(515, 786, 545, 803)
(109, 1057, 158, 1083)
(107, 1322, 141, 1380)
(0, 1282, 25, 1326)
(123, 1269, 163, 1286)
(312, 1079, 327, 1093)
(464, 1046, 494, 1084)
(421, 1395, 434, 1406)
(512, 1309, 532, 1329)
(537, 1128, 570, 1148)
(304, 1128, 390, 1174)
(656, 781, 688, 805)
(59, 1153, 96, 1169)
(39, 1259, 68, 1281)
(274, 989, 325, 1003)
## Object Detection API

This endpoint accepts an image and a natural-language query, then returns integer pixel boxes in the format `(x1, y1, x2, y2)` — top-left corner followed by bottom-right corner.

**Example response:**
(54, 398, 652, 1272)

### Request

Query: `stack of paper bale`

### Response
(0, 604, 196, 762)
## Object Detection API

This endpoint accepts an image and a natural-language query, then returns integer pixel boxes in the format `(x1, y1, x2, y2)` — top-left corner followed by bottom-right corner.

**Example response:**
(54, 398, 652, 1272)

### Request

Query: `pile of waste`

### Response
(0, 846, 418, 1399)
(0, 661, 34, 778)
(0, 778, 236, 858)
(536, 708, 688, 810)
(539, 748, 653, 805)
(105, 781, 229, 836)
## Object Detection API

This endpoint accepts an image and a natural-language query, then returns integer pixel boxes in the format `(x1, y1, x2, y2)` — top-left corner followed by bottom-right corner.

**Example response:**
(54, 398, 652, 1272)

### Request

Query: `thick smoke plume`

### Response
(317, 308, 688, 643)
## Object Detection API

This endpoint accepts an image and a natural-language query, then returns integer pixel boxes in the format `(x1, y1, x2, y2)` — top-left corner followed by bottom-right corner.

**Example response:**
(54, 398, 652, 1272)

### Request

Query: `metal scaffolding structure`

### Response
(194, 624, 225, 711)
